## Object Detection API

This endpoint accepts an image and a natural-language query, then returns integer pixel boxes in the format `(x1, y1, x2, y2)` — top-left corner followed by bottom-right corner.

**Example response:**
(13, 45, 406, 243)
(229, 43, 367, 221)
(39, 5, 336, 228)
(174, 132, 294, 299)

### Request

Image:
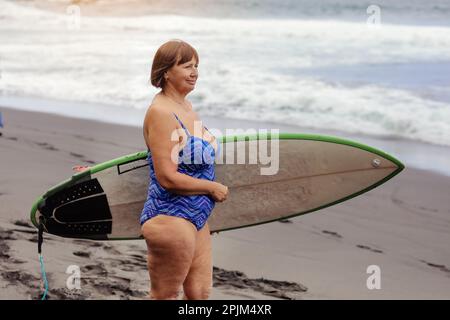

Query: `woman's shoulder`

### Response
(144, 103, 179, 134)
(148, 94, 177, 114)
(146, 100, 173, 118)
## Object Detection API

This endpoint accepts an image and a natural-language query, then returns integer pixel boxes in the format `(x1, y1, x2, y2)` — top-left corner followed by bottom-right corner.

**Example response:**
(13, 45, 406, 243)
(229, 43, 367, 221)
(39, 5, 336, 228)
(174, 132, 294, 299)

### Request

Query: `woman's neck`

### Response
(161, 87, 187, 103)
(160, 90, 191, 112)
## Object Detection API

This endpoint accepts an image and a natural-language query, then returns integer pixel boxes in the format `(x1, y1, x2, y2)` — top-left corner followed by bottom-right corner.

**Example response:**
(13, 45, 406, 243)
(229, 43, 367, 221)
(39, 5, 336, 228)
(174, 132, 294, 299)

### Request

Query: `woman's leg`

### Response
(182, 222, 213, 300)
(141, 215, 197, 300)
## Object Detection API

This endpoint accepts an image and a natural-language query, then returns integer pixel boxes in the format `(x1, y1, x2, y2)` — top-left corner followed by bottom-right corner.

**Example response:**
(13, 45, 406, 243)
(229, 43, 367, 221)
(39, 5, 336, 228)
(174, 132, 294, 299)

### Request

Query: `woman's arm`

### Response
(162, 171, 215, 195)
(145, 105, 216, 196)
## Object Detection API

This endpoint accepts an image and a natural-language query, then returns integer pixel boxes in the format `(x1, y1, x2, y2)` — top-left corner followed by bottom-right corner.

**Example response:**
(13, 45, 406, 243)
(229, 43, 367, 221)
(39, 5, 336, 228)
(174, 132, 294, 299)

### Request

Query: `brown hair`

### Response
(150, 39, 199, 90)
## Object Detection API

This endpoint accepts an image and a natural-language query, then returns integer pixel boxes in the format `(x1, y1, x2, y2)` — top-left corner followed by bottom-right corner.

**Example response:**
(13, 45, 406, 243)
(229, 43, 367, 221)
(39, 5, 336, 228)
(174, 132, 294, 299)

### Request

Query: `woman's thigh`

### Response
(183, 222, 212, 298)
(141, 215, 198, 297)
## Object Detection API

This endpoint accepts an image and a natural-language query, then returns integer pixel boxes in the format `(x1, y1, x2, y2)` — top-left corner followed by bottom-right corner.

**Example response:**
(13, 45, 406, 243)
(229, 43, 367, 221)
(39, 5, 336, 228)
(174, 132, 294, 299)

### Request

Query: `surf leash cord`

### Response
(38, 219, 49, 300)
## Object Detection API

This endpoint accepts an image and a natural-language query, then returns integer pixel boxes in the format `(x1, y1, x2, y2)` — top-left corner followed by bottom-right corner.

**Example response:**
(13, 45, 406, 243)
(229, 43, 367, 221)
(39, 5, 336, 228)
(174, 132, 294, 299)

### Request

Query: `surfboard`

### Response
(30, 132, 404, 240)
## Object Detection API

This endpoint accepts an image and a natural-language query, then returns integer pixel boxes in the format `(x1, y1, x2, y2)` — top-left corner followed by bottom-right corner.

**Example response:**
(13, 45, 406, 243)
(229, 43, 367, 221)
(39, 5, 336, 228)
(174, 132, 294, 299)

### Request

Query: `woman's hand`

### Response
(72, 165, 91, 172)
(209, 182, 228, 202)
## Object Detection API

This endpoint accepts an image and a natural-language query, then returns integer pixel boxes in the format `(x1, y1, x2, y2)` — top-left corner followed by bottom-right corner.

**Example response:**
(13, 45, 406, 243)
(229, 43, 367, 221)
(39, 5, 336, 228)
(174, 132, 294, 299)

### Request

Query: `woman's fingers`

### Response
(72, 165, 90, 172)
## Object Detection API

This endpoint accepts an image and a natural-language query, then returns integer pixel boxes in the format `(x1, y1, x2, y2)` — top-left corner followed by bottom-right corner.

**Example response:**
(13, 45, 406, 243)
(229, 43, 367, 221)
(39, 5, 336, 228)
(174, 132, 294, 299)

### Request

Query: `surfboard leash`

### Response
(38, 219, 49, 300)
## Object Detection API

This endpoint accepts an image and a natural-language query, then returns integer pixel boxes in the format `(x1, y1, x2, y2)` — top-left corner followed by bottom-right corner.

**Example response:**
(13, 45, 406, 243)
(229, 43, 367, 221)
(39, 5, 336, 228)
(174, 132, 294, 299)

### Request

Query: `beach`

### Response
(1, 106, 449, 299)
(1, 0, 450, 301)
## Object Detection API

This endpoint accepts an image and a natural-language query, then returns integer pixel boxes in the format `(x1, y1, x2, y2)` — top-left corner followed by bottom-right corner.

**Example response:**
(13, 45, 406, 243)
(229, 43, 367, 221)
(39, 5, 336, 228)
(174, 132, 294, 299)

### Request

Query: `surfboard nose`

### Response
(363, 144, 405, 178)
(209, 136, 406, 232)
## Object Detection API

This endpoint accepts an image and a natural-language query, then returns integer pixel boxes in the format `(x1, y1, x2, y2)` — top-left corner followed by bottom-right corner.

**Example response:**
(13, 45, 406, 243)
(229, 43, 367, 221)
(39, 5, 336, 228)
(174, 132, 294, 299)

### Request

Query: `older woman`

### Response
(140, 39, 228, 300)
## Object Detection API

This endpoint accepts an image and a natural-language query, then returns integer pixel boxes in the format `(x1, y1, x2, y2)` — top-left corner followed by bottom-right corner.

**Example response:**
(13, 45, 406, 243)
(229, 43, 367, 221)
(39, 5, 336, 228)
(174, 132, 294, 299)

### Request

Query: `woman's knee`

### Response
(183, 284, 212, 300)
(150, 288, 181, 300)
(150, 287, 182, 300)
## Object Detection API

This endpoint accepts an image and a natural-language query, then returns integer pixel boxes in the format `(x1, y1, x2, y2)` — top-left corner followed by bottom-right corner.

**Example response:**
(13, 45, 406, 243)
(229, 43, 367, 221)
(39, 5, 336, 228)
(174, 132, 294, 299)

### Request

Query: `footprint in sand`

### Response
(212, 266, 308, 300)
(102, 245, 122, 255)
(74, 134, 95, 142)
(128, 254, 147, 264)
(69, 152, 95, 165)
(70, 152, 84, 158)
(392, 194, 439, 215)
(89, 275, 146, 299)
(0, 227, 16, 241)
(0, 242, 11, 260)
(1, 222, 36, 242)
(418, 206, 439, 213)
(0, 225, 35, 264)
(13, 220, 34, 229)
(34, 141, 59, 151)
(322, 230, 343, 239)
(83, 263, 108, 277)
(33, 287, 90, 300)
(73, 251, 91, 258)
(2, 269, 41, 300)
(356, 244, 384, 254)
(105, 255, 146, 272)
(12, 229, 36, 236)
(77, 264, 146, 299)
(420, 260, 450, 275)
(73, 239, 103, 247)
(1, 270, 39, 285)
(34, 264, 134, 300)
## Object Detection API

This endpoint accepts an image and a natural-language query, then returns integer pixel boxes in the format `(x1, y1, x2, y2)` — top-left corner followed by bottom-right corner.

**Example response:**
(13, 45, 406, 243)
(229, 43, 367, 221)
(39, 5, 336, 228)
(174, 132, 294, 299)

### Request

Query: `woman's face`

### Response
(166, 56, 198, 93)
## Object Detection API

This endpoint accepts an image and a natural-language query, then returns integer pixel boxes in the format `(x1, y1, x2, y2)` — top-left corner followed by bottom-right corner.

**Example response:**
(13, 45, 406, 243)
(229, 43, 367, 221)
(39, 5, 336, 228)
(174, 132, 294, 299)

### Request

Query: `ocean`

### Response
(0, 0, 450, 150)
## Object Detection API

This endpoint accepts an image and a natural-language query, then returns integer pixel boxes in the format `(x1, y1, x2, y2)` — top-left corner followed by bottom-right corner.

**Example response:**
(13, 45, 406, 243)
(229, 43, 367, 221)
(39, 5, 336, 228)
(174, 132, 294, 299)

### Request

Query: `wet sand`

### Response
(0, 106, 449, 299)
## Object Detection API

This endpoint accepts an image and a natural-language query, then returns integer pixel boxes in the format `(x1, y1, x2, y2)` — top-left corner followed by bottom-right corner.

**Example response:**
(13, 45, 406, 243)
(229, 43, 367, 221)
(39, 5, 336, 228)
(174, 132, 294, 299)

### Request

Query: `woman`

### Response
(140, 39, 228, 300)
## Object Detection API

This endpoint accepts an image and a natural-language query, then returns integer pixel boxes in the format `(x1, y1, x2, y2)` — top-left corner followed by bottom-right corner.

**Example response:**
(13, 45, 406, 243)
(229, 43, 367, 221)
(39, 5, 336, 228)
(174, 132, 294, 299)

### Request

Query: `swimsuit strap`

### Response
(172, 113, 191, 136)
(172, 113, 214, 140)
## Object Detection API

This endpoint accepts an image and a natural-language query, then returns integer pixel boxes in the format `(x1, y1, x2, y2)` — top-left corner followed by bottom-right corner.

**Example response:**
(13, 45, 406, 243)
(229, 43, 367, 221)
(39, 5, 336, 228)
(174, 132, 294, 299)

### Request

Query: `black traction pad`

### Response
(53, 194, 112, 223)
(38, 178, 112, 237)
(44, 219, 112, 239)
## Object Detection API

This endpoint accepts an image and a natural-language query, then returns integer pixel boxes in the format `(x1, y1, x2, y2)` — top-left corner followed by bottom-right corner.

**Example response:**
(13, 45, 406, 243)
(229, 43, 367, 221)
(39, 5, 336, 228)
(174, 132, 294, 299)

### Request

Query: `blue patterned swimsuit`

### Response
(140, 113, 220, 231)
